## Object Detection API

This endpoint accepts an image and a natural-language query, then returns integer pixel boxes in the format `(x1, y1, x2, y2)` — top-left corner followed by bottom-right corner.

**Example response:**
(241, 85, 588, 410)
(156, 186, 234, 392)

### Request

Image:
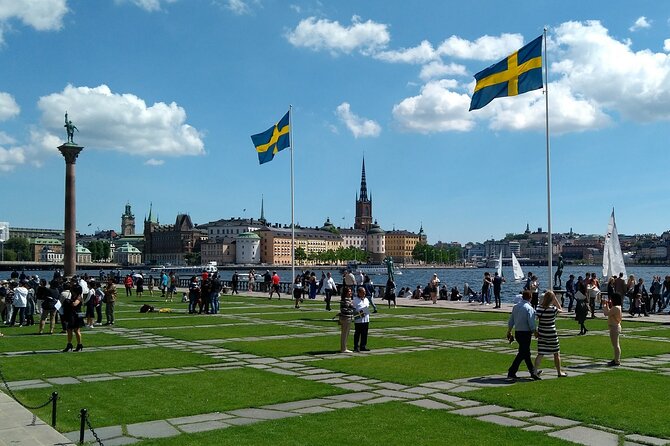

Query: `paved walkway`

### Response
(2, 291, 670, 445)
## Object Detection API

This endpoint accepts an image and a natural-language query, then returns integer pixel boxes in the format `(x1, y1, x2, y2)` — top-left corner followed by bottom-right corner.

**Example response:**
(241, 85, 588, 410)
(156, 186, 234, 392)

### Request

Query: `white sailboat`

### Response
(602, 209, 627, 279)
(511, 252, 525, 281)
(496, 250, 503, 277)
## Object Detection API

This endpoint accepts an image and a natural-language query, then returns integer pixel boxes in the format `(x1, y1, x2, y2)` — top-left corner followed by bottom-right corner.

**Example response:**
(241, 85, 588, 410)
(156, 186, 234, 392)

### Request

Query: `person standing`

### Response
(529, 275, 539, 309)
(430, 273, 440, 305)
(188, 276, 200, 314)
(292, 275, 303, 309)
(147, 274, 154, 296)
(650, 276, 662, 313)
(363, 274, 378, 313)
(353, 287, 371, 352)
(565, 274, 576, 312)
(481, 272, 492, 305)
(210, 273, 222, 314)
(632, 278, 649, 317)
(263, 270, 272, 293)
(36, 279, 58, 335)
(308, 272, 318, 300)
(506, 290, 541, 381)
(10, 281, 28, 326)
(269, 271, 281, 299)
(161, 271, 169, 299)
(322, 272, 336, 310)
(602, 293, 623, 366)
(62, 284, 84, 352)
(135, 274, 144, 299)
(343, 269, 356, 294)
(575, 276, 589, 335)
(103, 278, 117, 326)
(124, 274, 133, 297)
(534, 291, 567, 377)
(338, 287, 355, 353)
(248, 270, 256, 292)
(231, 271, 239, 295)
(493, 272, 505, 309)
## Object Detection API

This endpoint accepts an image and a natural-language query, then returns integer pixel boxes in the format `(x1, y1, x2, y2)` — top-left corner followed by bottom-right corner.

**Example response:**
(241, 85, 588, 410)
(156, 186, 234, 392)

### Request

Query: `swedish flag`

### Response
(469, 35, 543, 111)
(251, 111, 290, 165)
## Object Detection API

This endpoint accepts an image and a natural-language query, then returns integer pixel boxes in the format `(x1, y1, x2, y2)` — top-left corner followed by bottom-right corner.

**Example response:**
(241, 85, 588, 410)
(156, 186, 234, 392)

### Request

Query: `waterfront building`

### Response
(39, 246, 64, 263)
(385, 230, 420, 263)
(201, 238, 236, 265)
(236, 232, 261, 264)
(121, 202, 136, 236)
(9, 227, 65, 240)
(354, 158, 372, 231)
(143, 205, 206, 265)
(75, 243, 92, 263)
(31, 238, 63, 261)
(201, 217, 267, 238)
(114, 242, 142, 266)
(366, 221, 386, 263)
(340, 228, 367, 251)
(258, 226, 343, 265)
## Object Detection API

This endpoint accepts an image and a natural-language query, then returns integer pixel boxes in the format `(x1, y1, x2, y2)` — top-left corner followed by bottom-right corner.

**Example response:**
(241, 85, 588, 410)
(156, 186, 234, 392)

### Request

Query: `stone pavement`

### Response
(0, 391, 74, 446)
(2, 292, 670, 445)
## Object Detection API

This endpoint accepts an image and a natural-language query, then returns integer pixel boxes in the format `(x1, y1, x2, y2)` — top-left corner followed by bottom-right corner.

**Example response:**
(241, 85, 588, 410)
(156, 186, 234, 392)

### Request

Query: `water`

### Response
(4, 265, 668, 304)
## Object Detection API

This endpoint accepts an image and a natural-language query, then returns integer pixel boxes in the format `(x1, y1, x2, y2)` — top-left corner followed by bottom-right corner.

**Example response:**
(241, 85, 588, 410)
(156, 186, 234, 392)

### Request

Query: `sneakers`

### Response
(506, 373, 519, 381)
(606, 360, 621, 367)
(530, 373, 542, 381)
(341, 349, 352, 353)
(558, 372, 568, 378)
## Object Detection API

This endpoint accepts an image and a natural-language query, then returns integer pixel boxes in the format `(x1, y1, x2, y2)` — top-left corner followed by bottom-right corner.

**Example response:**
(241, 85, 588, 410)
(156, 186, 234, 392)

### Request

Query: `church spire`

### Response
(259, 195, 266, 224)
(359, 157, 368, 202)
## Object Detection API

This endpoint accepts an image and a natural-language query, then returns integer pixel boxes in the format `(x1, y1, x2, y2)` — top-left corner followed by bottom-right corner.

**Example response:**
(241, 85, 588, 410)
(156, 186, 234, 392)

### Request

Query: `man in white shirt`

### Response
(323, 272, 337, 311)
(11, 281, 29, 326)
(353, 287, 371, 352)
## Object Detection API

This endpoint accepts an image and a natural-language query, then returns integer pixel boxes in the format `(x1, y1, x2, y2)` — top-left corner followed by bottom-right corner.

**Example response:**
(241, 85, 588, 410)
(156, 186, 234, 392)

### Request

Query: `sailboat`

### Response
(602, 209, 627, 279)
(511, 252, 525, 281)
(496, 250, 503, 277)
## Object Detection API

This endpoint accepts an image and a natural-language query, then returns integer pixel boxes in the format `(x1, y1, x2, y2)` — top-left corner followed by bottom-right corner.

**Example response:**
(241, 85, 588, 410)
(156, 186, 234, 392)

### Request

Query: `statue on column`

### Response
(64, 112, 78, 144)
(384, 256, 395, 283)
(553, 255, 564, 289)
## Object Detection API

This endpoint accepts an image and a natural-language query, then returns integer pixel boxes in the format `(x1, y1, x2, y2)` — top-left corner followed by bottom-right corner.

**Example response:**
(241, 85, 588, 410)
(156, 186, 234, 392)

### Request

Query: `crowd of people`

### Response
(0, 270, 118, 349)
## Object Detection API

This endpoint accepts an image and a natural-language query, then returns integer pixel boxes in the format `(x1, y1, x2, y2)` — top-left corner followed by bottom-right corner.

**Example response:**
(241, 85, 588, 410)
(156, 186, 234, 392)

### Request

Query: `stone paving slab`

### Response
(294, 406, 334, 414)
(262, 398, 335, 411)
(102, 436, 140, 446)
(534, 415, 581, 427)
(115, 370, 158, 378)
(522, 424, 554, 432)
(126, 420, 180, 439)
(45, 377, 80, 386)
(447, 385, 480, 393)
(420, 381, 458, 391)
(450, 404, 510, 416)
(224, 417, 261, 426)
(375, 382, 407, 390)
(625, 434, 670, 445)
(407, 399, 453, 410)
(374, 389, 422, 399)
(362, 396, 402, 405)
(506, 410, 538, 418)
(168, 413, 232, 425)
(335, 383, 375, 392)
(326, 392, 377, 402)
(548, 426, 619, 446)
(227, 408, 300, 420)
(325, 401, 361, 410)
(80, 373, 121, 382)
(300, 373, 346, 381)
(477, 414, 529, 427)
(178, 420, 230, 433)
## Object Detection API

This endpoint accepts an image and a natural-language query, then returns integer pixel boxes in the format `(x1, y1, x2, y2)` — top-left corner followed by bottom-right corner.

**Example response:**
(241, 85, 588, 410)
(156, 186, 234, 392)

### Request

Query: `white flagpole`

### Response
(543, 28, 553, 289)
(289, 105, 295, 292)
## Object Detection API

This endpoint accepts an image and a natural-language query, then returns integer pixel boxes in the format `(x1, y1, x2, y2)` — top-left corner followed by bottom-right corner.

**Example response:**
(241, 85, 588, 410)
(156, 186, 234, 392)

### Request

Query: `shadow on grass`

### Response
(459, 376, 514, 386)
(306, 350, 341, 355)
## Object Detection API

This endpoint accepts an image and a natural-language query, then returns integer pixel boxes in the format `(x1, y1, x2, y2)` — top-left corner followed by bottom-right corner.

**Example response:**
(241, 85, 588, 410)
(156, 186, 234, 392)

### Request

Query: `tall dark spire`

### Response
(259, 195, 266, 224)
(359, 157, 368, 202)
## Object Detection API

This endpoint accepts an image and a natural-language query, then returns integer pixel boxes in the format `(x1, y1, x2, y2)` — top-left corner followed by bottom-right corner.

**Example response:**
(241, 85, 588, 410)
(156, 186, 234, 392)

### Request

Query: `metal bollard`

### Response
(79, 408, 87, 445)
(51, 392, 58, 428)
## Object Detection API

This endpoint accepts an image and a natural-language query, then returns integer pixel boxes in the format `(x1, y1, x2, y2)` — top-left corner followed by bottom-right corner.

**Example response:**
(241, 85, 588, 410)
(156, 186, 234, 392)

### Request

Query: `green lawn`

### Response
(0, 347, 217, 381)
(316, 348, 514, 385)
(146, 324, 317, 341)
(132, 402, 575, 446)
(467, 370, 670, 439)
(223, 334, 420, 357)
(629, 327, 670, 338)
(0, 332, 138, 353)
(408, 325, 507, 342)
(16, 368, 346, 432)
(428, 311, 508, 322)
(558, 335, 670, 359)
(117, 315, 247, 329)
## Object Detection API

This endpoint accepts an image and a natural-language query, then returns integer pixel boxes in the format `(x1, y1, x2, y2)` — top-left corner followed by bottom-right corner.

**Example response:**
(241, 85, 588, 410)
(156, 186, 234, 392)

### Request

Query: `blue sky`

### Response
(2, 0, 670, 244)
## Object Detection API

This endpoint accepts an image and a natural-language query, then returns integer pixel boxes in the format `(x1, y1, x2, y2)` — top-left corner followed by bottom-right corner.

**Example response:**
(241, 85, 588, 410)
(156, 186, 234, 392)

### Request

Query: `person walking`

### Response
(602, 293, 623, 366)
(322, 272, 336, 310)
(493, 272, 505, 309)
(231, 271, 239, 295)
(506, 290, 541, 381)
(269, 271, 281, 300)
(338, 287, 355, 353)
(534, 291, 567, 377)
(353, 287, 371, 352)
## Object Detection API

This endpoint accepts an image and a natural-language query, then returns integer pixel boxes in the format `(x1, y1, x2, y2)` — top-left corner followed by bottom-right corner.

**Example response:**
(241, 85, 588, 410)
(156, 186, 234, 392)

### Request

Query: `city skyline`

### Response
(2, 1, 670, 243)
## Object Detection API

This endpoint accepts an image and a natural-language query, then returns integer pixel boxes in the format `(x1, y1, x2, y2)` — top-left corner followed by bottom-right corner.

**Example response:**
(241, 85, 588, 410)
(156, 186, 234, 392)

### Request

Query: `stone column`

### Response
(58, 143, 84, 277)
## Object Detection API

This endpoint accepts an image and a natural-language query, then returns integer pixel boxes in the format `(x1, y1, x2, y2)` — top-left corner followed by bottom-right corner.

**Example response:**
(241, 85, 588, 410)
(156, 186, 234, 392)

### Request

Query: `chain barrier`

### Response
(0, 362, 58, 426)
(80, 409, 104, 446)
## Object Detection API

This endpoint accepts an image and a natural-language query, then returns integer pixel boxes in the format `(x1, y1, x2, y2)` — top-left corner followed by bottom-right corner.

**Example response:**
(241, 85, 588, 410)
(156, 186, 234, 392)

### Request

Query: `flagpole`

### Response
(289, 105, 295, 292)
(543, 27, 553, 290)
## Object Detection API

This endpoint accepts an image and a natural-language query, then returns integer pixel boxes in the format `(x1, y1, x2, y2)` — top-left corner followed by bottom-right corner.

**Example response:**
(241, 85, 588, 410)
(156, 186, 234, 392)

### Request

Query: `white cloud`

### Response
(35, 84, 205, 157)
(286, 15, 390, 55)
(335, 102, 381, 138)
(0, 145, 26, 172)
(115, 0, 177, 12)
(629, 16, 651, 32)
(0, 0, 67, 44)
(419, 61, 467, 81)
(437, 33, 524, 60)
(392, 80, 474, 133)
(374, 40, 438, 64)
(144, 158, 165, 166)
(0, 92, 20, 120)
(553, 20, 670, 123)
(664, 39, 670, 52)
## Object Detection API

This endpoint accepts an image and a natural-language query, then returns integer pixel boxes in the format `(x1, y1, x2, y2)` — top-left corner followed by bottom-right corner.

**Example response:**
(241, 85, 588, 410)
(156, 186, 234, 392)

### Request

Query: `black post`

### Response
(51, 392, 58, 428)
(79, 408, 87, 445)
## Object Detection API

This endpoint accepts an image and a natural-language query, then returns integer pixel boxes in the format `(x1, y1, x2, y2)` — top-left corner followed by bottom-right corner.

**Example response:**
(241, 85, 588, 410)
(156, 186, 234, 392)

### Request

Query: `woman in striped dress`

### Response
(534, 291, 568, 377)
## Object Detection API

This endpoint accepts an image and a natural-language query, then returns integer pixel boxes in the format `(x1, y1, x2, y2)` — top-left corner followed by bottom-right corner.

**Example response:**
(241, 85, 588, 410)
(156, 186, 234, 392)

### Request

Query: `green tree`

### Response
(295, 247, 307, 262)
(4, 237, 31, 261)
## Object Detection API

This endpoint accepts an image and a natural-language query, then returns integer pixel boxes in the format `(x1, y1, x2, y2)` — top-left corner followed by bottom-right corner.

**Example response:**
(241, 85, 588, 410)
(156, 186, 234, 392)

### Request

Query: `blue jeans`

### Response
(210, 292, 220, 314)
(188, 292, 198, 314)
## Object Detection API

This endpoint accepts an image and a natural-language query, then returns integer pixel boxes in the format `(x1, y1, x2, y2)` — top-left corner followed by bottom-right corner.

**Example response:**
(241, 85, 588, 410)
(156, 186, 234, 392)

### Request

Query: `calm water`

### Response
(5, 264, 667, 304)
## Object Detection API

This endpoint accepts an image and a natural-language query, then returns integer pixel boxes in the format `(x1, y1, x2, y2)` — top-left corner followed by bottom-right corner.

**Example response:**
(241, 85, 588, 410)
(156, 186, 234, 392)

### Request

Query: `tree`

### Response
(184, 252, 201, 266)
(4, 237, 31, 261)
(295, 247, 307, 262)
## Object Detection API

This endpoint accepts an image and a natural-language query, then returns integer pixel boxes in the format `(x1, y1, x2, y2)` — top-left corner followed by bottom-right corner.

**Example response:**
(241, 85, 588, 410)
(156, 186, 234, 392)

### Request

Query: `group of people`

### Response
(186, 272, 224, 314)
(0, 272, 118, 348)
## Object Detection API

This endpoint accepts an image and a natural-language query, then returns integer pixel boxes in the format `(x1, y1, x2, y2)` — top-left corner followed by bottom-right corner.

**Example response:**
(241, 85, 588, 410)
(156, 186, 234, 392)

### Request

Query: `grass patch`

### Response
(117, 315, 247, 329)
(147, 324, 317, 341)
(408, 325, 508, 342)
(0, 332, 138, 353)
(559, 335, 670, 359)
(223, 334, 420, 357)
(554, 317, 650, 331)
(0, 347, 217, 381)
(428, 311, 508, 322)
(467, 369, 670, 438)
(132, 401, 575, 446)
(316, 348, 513, 385)
(16, 368, 346, 432)
(630, 327, 670, 338)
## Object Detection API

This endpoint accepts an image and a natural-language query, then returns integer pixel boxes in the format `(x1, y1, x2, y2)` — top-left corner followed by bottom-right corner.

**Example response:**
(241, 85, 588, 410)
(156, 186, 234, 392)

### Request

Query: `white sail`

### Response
(512, 252, 525, 281)
(496, 250, 503, 277)
(602, 209, 626, 279)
